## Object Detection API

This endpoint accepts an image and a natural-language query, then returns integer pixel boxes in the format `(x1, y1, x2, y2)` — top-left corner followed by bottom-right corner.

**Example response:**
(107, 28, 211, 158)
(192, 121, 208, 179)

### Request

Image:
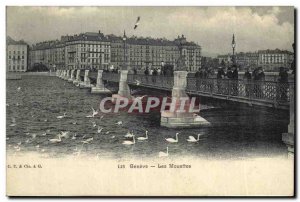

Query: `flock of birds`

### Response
(7, 86, 206, 158)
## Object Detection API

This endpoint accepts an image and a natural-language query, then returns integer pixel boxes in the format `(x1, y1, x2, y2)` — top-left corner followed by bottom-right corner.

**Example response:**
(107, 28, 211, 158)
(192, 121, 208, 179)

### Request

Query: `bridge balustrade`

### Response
(102, 72, 120, 82)
(186, 77, 291, 107)
(127, 74, 174, 90)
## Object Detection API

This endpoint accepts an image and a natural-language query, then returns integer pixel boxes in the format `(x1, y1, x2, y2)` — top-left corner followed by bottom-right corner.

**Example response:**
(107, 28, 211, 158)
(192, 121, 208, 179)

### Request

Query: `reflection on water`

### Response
(6, 76, 289, 160)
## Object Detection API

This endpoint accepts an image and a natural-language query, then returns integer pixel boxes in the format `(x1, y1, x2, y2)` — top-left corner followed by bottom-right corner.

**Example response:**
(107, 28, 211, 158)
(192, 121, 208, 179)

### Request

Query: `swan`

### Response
(57, 112, 67, 119)
(159, 147, 169, 157)
(81, 137, 93, 144)
(165, 133, 179, 143)
(187, 134, 203, 142)
(97, 126, 103, 134)
(122, 135, 135, 145)
(49, 134, 62, 143)
(137, 130, 148, 141)
(115, 121, 123, 125)
(124, 130, 134, 138)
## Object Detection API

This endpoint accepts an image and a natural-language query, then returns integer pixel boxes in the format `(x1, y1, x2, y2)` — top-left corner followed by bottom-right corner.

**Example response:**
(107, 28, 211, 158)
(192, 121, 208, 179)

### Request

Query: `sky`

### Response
(6, 6, 294, 56)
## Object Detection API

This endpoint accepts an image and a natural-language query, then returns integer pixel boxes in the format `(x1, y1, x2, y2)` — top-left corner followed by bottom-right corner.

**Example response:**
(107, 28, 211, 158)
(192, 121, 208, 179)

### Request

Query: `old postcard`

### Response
(6, 6, 295, 196)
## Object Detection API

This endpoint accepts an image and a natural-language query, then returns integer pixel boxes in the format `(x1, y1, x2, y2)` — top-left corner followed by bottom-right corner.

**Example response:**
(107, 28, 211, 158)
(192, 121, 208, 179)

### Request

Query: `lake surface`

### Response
(6, 75, 289, 160)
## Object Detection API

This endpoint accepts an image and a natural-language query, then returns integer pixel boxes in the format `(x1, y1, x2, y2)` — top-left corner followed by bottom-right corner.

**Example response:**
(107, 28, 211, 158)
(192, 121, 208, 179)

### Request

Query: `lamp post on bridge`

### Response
(231, 34, 236, 65)
(122, 30, 127, 71)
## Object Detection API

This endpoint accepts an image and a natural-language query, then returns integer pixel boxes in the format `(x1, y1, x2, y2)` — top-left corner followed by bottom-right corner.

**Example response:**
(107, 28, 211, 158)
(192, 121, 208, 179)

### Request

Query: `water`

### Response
(6, 75, 289, 160)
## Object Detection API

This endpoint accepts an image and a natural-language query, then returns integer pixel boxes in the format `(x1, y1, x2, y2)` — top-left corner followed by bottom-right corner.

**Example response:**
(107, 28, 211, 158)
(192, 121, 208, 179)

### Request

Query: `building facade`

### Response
(7, 38, 28, 72)
(258, 49, 294, 72)
(29, 32, 202, 72)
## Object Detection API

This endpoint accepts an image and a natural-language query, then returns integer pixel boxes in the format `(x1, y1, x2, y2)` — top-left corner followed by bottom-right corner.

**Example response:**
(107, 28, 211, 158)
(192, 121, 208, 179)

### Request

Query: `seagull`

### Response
(72, 133, 77, 140)
(25, 139, 30, 143)
(6, 104, 9, 107)
(81, 137, 93, 144)
(41, 149, 46, 152)
(46, 129, 51, 133)
(57, 112, 67, 119)
(135, 79, 141, 85)
(97, 126, 103, 134)
(86, 107, 99, 118)
(91, 121, 97, 128)
(124, 130, 134, 138)
(133, 16, 140, 30)
(16, 103, 20, 107)
(105, 131, 110, 135)
(14, 146, 21, 152)
(187, 134, 204, 143)
(36, 145, 40, 149)
(17, 141, 22, 146)
(72, 121, 77, 125)
(49, 134, 62, 143)
(61, 131, 70, 138)
(17, 86, 21, 91)
(115, 121, 123, 126)
(75, 83, 80, 87)
(41, 132, 47, 136)
(9, 117, 16, 127)
(111, 135, 115, 139)
(137, 130, 148, 141)
(165, 133, 179, 143)
(122, 135, 135, 145)
(134, 95, 146, 101)
(159, 147, 169, 157)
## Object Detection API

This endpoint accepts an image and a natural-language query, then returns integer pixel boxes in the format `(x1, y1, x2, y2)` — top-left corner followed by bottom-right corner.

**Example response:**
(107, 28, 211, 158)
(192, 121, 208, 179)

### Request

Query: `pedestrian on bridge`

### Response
(278, 67, 288, 101)
(243, 67, 252, 97)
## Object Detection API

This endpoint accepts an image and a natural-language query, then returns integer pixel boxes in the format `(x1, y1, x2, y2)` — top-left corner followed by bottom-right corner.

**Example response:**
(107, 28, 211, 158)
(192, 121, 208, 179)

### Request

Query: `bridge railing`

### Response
(186, 77, 292, 106)
(127, 74, 174, 90)
(102, 72, 120, 82)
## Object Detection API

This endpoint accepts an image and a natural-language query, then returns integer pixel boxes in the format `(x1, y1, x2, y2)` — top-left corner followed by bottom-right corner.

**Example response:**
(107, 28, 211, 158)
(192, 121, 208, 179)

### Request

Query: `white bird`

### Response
(134, 95, 146, 101)
(25, 139, 30, 143)
(57, 112, 67, 119)
(6, 137, 9, 140)
(100, 115, 104, 120)
(111, 135, 115, 139)
(115, 121, 123, 125)
(91, 121, 97, 128)
(41, 149, 46, 152)
(41, 132, 47, 136)
(72, 121, 77, 125)
(165, 133, 179, 143)
(81, 137, 93, 144)
(97, 126, 103, 134)
(17, 141, 22, 146)
(46, 129, 51, 133)
(49, 134, 62, 143)
(72, 133, 77, 140)
(105, 131, 110, 135)
(137, 130, 148, 141)
(187, 134, 203, 143)
(17, 86, 21, 91)
(91, 107, 99, 117)
(6, 103, 10, 107)
(124, 130, 134, 138)
(159, 147, 169, 157)
(14, 146, 21, 152)
(36, 145, 40, 148)
(75, 83, 79, 87)
(16, 103, 20, 107)
(122, 135, 135, 145)
(60, 131, 70, 138)
(135, 79, 141, 85)
(9, 117, 16, 127)
(31, 133, 37, 139)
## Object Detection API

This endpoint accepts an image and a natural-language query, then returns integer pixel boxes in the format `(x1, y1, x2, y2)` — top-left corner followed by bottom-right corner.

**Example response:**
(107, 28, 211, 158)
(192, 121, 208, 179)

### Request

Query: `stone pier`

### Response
(160, 71, 210, 128)
(79, 70, 93, 88)
(73, 70, 81, 85)
(91, 70, 111, 94)
(282, 78, 294, 158)
(112, 70, 132, 103)
(68, 70, 75, 82)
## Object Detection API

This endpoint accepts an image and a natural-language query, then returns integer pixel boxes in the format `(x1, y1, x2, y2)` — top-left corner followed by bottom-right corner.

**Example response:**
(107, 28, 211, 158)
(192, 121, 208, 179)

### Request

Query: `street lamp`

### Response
(231, 34, 236, 65)
(123, 30, 127, 71)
